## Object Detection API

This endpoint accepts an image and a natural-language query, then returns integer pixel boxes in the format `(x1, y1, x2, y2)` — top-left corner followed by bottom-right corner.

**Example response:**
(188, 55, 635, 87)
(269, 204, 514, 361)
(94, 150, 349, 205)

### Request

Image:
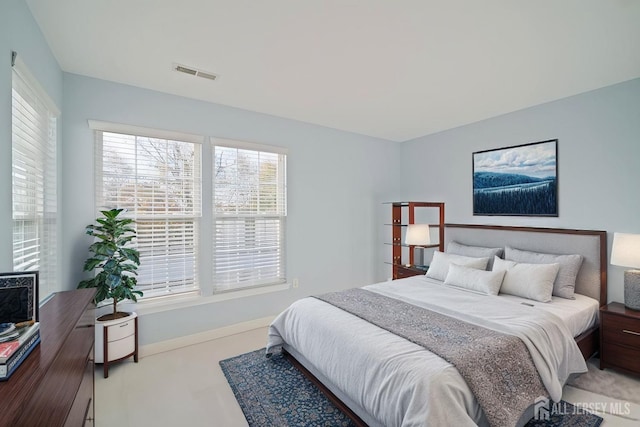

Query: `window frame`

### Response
(211, 138, 288, 293)
(11, 56, 60, 301)
(89, 121, 289, 303)
(90, 120, 204, 300)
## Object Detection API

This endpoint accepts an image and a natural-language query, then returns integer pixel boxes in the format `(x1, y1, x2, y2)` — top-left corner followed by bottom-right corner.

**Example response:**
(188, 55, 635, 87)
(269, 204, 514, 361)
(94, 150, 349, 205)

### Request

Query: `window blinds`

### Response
(94, 126, 202, 298)
(213, 141, 287, 292)
(11, 58, 59, 301)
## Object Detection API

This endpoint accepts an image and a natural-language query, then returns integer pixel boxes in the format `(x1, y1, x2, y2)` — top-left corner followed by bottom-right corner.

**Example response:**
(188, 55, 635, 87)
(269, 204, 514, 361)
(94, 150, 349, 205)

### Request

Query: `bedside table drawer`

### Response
(602, 314, 640, 347)
(601, 342, 640, 374)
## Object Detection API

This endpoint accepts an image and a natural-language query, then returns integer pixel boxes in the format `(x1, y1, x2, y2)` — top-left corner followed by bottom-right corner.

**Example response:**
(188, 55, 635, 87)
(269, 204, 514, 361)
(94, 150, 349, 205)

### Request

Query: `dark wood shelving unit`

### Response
(385, 202, 445, 280)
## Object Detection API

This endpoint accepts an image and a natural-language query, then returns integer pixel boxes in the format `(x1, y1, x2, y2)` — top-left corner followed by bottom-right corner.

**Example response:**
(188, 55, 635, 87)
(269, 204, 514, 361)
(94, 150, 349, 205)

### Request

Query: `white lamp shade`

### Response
(405, 224, 431, 246)
(611, 233, 640, 269)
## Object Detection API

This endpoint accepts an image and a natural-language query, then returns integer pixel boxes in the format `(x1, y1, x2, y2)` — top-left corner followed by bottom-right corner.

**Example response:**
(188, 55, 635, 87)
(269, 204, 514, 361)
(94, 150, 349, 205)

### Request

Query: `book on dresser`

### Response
(0, 325, 41, 380)
(0, 323, 40, 363)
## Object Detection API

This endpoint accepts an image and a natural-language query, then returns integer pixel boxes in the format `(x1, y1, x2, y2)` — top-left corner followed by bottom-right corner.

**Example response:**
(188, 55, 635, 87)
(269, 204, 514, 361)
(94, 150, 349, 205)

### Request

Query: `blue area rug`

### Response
(219, 348, 602, 427)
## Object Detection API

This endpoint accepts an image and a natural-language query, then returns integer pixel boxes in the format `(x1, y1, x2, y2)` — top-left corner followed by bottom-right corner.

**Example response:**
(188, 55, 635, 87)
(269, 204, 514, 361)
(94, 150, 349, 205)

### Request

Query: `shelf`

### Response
(384, 243, 440, 248)
(386, 201, 444, 279)
(384, 262, 429, 270)
(384, 223, 442, 227)
(383, 201, 445, 207)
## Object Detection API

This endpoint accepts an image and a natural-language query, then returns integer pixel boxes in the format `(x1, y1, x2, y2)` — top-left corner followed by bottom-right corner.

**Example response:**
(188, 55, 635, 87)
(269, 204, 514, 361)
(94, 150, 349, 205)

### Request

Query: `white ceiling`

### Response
(26, 0, 640, 142)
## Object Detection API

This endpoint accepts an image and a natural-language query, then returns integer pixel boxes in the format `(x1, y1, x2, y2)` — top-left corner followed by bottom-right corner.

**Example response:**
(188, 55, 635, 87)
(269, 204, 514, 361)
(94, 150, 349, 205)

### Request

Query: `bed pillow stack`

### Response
(426, 242, 500, 295)
(433, 241, 584, 302)
(443, 263, 506, 295)
(492, 257, 560, 302)
(503, 246, 583, 299)
(425, 251, 489, 282)
(446, 241, 504, 270)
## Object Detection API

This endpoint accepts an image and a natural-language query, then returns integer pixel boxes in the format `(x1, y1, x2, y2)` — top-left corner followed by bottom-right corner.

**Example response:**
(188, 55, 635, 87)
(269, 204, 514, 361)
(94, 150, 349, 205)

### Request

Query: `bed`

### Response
(266, 224, 607, 427)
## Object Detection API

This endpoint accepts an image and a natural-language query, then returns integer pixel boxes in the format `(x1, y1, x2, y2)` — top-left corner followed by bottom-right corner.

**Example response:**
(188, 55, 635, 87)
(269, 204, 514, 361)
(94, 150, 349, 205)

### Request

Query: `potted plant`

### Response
(78, 208, 142, 376)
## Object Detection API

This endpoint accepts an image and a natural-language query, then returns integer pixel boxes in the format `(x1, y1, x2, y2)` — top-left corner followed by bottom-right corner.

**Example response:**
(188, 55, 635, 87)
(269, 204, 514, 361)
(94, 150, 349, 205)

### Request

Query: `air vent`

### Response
(173, 63, 218, 81)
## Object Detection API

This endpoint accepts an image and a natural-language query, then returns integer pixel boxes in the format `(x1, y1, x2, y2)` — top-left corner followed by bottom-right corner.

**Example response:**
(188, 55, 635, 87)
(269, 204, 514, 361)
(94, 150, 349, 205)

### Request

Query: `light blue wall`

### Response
(0, 1, 63, 281)
(62, 73, 401, 345)
(400, 78, 640, 303)
(7, 0, 640, 345)
(2, 1, 401, 346)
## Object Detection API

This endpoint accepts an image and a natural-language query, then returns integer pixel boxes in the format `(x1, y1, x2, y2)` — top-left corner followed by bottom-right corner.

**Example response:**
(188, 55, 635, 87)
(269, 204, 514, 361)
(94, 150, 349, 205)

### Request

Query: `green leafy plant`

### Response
(78, 208, 142, 320)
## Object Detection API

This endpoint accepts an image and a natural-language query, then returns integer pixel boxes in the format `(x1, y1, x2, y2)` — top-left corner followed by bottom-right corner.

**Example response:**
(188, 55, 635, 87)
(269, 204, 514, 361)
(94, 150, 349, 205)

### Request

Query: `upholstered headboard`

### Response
(444, 224, 607, 304)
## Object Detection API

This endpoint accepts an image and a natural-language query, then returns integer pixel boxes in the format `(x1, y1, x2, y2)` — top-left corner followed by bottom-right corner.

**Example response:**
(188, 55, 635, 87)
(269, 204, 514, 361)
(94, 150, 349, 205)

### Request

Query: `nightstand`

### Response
(394, 265, 428, 279)
(600, 302, 640, 375)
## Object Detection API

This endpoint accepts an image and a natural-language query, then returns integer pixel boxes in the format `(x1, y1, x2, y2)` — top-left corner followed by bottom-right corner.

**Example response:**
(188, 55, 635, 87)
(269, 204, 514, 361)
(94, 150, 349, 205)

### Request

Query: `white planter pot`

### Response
(94, 311, 138, 365)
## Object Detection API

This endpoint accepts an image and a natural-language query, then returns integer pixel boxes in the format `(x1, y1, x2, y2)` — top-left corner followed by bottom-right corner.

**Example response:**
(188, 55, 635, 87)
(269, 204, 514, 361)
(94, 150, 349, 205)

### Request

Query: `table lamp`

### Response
(405, 224, 431, 267)
(611, 232, 640, 310)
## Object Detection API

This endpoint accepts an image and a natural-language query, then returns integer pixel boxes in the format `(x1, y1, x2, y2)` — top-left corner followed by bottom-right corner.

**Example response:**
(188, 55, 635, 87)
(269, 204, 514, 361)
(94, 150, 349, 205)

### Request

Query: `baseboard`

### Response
(139, 315, 275, 358)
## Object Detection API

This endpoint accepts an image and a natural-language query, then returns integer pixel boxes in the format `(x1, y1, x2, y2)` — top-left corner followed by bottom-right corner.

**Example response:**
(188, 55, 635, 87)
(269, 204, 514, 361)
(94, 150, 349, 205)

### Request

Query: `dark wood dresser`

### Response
(600, 302, 640, 375)
(0, 288, 96, 427)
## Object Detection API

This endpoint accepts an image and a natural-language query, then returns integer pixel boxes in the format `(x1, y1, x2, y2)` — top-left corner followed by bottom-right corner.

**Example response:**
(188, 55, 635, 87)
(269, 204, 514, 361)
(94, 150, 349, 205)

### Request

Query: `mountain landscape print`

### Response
(473, 140, 558, 216)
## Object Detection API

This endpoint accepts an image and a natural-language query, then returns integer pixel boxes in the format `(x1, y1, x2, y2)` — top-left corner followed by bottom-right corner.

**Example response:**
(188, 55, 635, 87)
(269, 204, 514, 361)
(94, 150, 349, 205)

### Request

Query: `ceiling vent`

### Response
(173, 63, 218, 81)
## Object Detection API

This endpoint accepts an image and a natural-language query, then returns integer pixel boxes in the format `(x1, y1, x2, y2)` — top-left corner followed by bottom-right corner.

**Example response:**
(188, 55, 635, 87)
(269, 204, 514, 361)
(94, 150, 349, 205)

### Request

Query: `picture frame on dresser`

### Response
(0, 271, 39, 323)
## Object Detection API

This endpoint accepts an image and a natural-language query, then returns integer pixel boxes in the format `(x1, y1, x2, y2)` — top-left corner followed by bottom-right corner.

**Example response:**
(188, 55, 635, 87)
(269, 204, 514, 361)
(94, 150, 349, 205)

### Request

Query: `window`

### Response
(92, 122, 287, 300)
(91, 121, 203, 299)
(213, 140, 287, 292)
(11, 56, 59, 300)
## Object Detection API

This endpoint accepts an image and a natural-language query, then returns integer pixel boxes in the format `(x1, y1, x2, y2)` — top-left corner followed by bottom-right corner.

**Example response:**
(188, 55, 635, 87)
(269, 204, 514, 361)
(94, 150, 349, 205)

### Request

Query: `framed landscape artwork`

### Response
(473, 139, 558, 216)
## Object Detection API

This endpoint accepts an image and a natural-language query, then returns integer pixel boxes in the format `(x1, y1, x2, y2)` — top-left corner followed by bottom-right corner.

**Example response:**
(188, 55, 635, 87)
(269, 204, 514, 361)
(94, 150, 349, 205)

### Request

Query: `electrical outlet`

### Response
(292, 278, 299, 288)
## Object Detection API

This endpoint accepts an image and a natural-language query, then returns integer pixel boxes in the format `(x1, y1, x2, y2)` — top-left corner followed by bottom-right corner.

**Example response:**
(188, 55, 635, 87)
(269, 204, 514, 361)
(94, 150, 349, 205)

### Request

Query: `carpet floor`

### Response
(567, 358, 640, 405)
(220, 348, 603, 427)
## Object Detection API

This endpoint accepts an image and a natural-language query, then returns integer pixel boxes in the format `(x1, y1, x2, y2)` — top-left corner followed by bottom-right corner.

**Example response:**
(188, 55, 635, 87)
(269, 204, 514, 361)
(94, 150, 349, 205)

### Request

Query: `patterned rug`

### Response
(219, 348, 603, 427)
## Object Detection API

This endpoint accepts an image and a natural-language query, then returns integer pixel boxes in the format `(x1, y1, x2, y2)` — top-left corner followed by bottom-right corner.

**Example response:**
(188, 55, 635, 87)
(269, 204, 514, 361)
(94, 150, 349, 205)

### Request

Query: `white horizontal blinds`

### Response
(95, 129, 202, 298)
(213, 142, 287, 292)
(11, 59, 58, 301)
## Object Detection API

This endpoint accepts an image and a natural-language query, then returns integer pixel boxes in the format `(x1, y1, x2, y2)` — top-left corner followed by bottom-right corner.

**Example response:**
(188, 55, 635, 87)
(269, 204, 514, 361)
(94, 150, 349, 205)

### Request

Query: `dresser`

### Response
(0, 288, 96, 427)
(600, 302, 640, 376)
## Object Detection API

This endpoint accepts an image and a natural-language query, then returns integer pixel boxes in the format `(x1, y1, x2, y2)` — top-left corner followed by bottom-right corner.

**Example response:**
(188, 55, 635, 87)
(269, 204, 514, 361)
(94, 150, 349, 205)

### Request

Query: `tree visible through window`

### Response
(94, 126, 202, 298)
(213, 142, 287, 292)
(92, 123, 287, 299)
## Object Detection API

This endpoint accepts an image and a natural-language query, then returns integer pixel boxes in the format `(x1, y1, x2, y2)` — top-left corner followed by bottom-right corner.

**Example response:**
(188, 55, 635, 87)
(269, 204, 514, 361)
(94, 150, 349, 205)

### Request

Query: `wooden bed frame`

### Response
(285, 223, 608, 427)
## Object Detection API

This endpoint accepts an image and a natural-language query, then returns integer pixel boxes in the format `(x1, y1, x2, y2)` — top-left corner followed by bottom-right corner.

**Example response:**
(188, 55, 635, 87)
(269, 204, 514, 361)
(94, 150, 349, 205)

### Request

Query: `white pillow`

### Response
(492, 256, 560, 303)
(444, 263, 506, 295)
(426, 251, 490, 282)
(447, 241, 504, 270)
(504, 246, 583, 299)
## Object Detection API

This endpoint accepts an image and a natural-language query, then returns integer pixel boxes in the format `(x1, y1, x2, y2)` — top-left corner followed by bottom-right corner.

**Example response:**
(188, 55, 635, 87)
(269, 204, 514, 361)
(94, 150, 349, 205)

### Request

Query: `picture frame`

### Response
(0, 271, 39, 323)
(473, 139, 558, 216)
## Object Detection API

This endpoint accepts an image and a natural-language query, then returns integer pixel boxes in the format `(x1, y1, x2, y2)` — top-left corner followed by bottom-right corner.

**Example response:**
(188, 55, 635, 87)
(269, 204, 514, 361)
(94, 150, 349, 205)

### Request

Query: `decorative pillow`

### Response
(425, 251, 490, 282)
(447, 241, 504, 270)
(492, 256, 559, 303)
(504, 246, 583, 299)
(444, 263, 506, 295)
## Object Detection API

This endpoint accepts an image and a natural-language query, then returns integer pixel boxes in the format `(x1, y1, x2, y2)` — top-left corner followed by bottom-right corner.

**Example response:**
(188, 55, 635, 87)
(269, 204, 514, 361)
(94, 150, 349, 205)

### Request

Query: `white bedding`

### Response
(497, 292, 599, 338)
(267, 276, 590, 427)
